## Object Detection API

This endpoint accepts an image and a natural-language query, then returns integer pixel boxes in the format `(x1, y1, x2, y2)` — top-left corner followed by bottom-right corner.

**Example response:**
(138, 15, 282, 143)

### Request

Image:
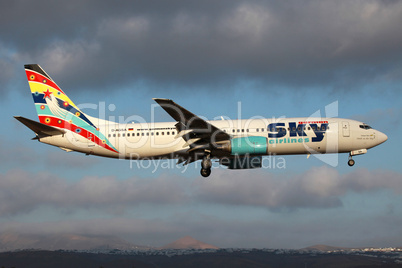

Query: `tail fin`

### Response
(23, 64, 118, 153)
(24, 64, 97, 130)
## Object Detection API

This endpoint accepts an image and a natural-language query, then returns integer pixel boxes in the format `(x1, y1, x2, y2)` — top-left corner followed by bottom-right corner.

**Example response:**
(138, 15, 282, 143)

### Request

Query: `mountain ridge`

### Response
(0, 232, 398, 252)
(0, 232, 148, 251)
(160, 236, 219, 250)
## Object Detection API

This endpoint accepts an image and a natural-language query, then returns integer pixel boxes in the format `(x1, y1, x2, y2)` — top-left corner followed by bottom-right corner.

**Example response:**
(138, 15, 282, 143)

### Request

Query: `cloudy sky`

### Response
(1, 0, 401, 248)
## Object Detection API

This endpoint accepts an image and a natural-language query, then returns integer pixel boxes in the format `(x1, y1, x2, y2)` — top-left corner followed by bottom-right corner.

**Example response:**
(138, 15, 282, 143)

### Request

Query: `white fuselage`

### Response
(39, 117, 388, 160)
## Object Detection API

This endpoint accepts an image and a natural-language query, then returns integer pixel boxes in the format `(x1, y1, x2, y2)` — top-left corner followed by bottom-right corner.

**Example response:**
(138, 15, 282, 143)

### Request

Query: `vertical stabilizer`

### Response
(23, 64, 118, 153)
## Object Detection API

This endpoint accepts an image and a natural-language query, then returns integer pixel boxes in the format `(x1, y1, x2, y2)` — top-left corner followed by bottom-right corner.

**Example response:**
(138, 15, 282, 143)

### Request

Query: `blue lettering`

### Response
(268, 123, 286, 138)
(288, 122, 307, 137)
(310, 123, 328, 142)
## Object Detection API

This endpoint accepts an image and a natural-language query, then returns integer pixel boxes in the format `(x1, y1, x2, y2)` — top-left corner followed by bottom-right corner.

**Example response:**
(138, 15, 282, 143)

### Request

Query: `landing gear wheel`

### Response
(348, 159, 355, 167)
(201, 152, 212, 177)
(202, 154, 212, 170)
(201, 168, 211, 177)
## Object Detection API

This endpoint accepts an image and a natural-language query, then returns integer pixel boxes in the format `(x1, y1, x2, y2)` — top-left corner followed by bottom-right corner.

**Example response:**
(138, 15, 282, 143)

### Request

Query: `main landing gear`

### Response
(200, 154, 212, 177)
(348, 154, 355, 167)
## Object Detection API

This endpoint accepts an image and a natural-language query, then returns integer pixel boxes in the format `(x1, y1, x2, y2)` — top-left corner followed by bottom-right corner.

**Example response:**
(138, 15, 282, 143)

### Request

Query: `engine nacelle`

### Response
(225, 136, 268, 155)
(220, 155, 262, 169)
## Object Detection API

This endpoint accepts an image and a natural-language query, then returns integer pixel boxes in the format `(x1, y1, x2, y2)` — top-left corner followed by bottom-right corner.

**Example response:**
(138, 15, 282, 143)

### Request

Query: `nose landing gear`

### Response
(348, 154, 355, 167)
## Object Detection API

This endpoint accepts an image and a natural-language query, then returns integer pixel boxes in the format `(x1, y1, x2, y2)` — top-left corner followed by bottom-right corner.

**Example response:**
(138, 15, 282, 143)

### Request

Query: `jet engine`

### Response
(220, 136, 268, 155)
(220, 155, 262, 169)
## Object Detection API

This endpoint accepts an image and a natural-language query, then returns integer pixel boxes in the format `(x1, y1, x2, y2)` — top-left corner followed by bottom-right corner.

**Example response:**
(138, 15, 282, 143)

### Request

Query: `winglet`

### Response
(152, 98, 171, 101)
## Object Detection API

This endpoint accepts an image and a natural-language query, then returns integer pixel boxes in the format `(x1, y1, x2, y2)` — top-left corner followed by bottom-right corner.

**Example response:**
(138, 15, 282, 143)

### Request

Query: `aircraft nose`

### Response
(377, 131, 388, 145)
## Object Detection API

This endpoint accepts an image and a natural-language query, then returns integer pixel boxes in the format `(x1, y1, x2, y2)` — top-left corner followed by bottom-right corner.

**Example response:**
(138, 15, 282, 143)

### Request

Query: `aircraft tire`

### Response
(201, 168, 211, 177)
(348, 159, 355, 166)
(202, 156, 212, 170)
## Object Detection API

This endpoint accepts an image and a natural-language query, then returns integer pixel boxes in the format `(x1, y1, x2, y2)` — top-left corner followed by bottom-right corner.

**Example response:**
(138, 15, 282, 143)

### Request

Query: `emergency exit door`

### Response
(342, 121, 350, 137)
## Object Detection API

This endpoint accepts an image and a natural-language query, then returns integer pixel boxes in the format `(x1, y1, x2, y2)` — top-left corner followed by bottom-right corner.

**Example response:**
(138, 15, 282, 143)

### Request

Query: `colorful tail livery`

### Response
(16, 64, 387, 177)
(18, 64, 118, 154)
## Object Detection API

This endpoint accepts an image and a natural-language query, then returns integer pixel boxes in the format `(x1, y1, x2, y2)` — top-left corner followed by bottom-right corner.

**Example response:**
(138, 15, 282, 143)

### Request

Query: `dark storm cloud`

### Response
(1, 0, 402, 93)
(0, 170, 189, 216)
(193, 167, 402, 210)
(0, 166, 401, 216)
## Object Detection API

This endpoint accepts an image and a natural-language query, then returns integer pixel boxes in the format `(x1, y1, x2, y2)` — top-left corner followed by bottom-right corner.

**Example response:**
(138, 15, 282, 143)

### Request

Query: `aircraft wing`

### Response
(153, 98, 231, 153)
(14, 116, 65, 137)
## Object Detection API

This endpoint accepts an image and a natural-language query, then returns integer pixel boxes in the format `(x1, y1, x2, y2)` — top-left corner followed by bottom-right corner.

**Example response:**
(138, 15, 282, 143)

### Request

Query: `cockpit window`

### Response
(359, 124, 372, 130)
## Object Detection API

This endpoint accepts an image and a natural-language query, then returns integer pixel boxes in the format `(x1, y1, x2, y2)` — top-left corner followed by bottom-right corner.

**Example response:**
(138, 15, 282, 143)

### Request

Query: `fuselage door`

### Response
(342, 121, 350, 137)
(87, 132, 95, 147)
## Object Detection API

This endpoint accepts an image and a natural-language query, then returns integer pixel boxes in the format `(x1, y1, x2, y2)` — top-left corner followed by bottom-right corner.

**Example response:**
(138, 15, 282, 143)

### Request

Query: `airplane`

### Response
(15, 64, 388, 177)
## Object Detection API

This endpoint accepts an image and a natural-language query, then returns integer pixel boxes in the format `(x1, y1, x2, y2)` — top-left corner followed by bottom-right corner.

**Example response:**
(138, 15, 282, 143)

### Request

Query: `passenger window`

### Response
(308, 127, 311, 130)
(108, 134, 111, 138)
(156, 132, 159, 135)
(146, 133, 149, 136)
(232, 129, 235, 133)
(261, 128, 264, 132)
(172, 131, 175, 135)
(256, 128, 259, 132)
(162, 132, 164, 135)
(242, 129, 244, 132)
(167, 131, 170, 135)
(113, 134, 116, 137)
(141, 133, 144, 136)
(122, 133, 125, 137)
(151, 132, 154, 136)
(137, 133, 140, 136)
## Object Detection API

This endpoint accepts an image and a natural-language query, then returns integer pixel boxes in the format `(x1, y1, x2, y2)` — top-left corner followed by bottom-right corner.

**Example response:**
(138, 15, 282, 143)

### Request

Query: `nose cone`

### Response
(377, 131, 388, 145)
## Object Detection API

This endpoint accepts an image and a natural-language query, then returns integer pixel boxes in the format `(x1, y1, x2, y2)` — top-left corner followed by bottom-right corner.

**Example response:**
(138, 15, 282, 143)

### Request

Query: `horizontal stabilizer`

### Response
(14, 116, 65, 136)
